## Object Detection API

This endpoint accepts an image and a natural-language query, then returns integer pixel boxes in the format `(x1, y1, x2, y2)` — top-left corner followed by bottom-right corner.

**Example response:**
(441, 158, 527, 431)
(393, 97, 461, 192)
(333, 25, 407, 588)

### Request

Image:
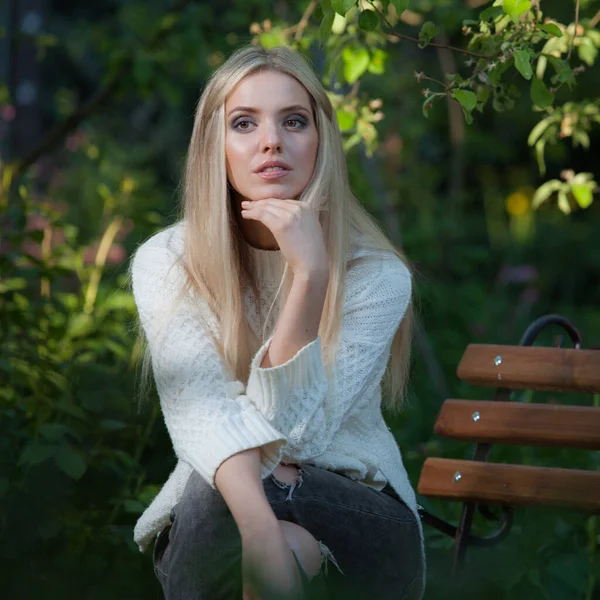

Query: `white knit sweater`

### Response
(131, 222, 423, 569)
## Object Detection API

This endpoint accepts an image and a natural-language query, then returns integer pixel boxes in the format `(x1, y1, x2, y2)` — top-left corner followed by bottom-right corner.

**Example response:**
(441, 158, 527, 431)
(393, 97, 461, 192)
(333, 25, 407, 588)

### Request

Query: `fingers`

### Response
(241, 201, 304, 228)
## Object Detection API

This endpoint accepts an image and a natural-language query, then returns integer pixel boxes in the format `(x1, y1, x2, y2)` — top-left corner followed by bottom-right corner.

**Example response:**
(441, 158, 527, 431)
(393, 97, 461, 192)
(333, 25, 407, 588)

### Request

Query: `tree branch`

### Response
(10, 0, 196, 183)
(387, 29, 490, 59)
(567, 0, 580, 60)
(374, 5, 490, 59)
(295, 0, 317, 42)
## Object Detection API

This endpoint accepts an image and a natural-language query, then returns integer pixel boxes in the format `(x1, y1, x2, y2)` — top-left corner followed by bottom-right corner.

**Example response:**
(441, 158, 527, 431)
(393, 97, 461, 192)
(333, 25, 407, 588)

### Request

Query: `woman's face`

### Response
(225, 69, 319, 203)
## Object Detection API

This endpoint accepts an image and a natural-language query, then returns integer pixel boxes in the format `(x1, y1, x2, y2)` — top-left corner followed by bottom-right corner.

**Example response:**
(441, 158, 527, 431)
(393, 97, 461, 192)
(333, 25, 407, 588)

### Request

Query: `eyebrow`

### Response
(227, 104, 311, 118)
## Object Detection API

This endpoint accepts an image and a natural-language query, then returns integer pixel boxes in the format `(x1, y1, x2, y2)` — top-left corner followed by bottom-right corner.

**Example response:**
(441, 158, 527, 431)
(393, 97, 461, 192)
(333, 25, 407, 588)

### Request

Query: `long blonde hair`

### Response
(141, 45, 412, 413)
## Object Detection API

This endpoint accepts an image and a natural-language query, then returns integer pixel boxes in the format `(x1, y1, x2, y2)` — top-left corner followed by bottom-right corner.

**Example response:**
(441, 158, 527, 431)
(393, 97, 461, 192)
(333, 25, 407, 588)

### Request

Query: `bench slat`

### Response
(418, 458, 600, 512)
(434, 400, 600, 450)
(457, 345, 600, 393)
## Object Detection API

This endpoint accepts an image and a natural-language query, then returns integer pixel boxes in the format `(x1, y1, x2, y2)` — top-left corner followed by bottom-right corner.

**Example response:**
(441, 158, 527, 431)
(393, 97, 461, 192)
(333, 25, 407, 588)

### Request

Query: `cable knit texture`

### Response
(131, 221, 424, 597)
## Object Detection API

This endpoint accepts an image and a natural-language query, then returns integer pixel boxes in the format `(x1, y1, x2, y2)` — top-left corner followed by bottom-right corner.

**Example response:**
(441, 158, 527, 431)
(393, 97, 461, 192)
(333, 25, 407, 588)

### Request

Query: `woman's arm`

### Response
(214, 447, 278, 532)
(260, 271, 329, 369)
(215, 448, 304, 599)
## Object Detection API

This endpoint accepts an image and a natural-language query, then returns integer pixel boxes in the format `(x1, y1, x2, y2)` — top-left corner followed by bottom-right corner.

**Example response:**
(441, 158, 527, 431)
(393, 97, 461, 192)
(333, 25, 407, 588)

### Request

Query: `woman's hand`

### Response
(241, 199, 328, 278)
(241, 522, 304, 600)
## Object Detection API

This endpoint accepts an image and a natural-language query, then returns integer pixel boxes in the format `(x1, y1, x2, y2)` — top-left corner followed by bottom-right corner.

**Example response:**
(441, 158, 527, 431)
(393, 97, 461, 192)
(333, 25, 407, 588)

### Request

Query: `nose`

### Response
(260, 121, 282, 153)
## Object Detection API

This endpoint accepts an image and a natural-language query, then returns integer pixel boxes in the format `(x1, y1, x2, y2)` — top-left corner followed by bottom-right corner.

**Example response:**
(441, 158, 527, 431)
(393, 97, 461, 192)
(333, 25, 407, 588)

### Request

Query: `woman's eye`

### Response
(285, 118, 305, 129)
(233, 120, 253, 131)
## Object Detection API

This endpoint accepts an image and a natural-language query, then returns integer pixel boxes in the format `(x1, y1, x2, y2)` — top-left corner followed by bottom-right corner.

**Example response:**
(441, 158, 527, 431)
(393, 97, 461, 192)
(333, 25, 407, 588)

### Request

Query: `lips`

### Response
(254, 160, 292, 173)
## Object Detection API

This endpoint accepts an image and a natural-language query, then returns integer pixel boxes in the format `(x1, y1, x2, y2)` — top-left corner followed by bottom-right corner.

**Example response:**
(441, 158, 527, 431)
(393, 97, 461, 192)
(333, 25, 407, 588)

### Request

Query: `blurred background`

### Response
(0, 0, 598, 598)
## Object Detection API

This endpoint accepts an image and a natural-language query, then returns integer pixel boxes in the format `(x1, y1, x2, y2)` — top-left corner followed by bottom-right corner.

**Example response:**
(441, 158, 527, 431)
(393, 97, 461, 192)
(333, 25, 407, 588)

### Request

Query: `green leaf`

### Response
(55, 446, 87, 480)
(514, 49, 532, 80)
(331, 0, 355, 15)
(368, 48, 388, 74)
(578, 37, 598, 67)
(391, 0, 409, 15)
(39, 423, 70, 442)
(539, 23, 562, 37)
(418, 21, 439, 48)
(557, 189, 571, 214)
(571, 184, 593, 209)
(530, 77, 553, 108)
(527, 116, 553, 146)
(480, 6, 504, 21)
(342, 46, 370, 83)
(532, 179, 562, 208)
(67, 313, 94, 339)
(19, 442, 56, 466)
(503, 0, 531, 23)
(0, 477, 9, 497)
(0, 278, 27, 293)
(336, 109, 356, 132)
(123, 499, 146, 514)
(452, 89, 477, 112)
(358, 10, 379, 32)
(319, 0, 335, 42)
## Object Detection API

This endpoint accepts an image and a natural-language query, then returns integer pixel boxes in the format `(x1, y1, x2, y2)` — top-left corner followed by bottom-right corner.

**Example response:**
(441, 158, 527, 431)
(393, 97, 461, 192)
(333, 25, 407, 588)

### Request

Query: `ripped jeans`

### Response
(152, 463, 423, 600)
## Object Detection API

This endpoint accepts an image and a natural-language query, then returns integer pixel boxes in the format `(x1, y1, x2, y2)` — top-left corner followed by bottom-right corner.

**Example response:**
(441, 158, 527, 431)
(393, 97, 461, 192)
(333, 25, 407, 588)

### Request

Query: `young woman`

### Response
(131, 45, 424, 600)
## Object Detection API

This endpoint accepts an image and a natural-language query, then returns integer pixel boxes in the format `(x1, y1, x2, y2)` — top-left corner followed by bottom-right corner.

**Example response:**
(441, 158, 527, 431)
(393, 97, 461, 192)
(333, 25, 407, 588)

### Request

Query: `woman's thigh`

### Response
(264, 464, 423, 600)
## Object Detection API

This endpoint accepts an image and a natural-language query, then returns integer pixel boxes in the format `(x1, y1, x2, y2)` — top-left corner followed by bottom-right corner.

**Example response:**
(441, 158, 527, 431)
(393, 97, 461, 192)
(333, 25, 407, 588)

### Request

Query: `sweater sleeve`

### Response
(245, 255, 411, 460)
(131, 233, 287, 488)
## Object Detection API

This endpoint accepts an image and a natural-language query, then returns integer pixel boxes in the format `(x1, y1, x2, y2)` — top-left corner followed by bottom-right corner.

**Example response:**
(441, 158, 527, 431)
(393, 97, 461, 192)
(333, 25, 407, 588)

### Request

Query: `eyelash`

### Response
(232, 117, 307, 131)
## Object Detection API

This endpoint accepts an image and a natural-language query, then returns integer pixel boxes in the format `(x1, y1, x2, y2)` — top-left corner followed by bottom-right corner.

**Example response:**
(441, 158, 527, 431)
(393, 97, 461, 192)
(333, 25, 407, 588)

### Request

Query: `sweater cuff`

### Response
(188, 407, 286, 488)
(246, 336, 326, 416)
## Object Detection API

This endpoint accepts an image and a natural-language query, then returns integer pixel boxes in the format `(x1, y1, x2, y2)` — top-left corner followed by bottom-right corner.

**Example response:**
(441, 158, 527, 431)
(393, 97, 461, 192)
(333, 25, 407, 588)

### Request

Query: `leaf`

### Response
(319, 0, 335, 42)
(342, 46, 370, 83)
(123, 499, 146, 514)
(391, 0, 409, 16)
(39, 423, 70, 442)
(527, 116, 553, 146)
(331, 0, 355, 15)
(67, 313, 95, 339)
(557, 189, 571, 214)
(570, 184, 593, 209)
(578, 37, 598, 67)
(0, 278, 27, 293)
(358, 10, 379, 32)
(503, 0, 531, 23)
(0, 477, 9, 497)
(539, 23, 562, 38)
(532, 179, 562, 208)
(418, 21, 439, 48)
(336, 109, 356, 132)
(368, 48, 388, 74)
(452, 89, 477, 112)
(55, 446, 87, 480)
(514, 49, 532, 80)
(480, 6, 504, 21)
(530, 77, 553, 108)
(19, 442, 56, 466)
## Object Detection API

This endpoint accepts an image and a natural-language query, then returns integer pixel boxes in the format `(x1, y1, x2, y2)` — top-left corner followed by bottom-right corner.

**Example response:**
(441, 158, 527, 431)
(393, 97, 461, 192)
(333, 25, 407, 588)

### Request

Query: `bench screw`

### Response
(472, 411, 481, 422)
(494, 355, 502, 366)
(454, 472, 462, 482)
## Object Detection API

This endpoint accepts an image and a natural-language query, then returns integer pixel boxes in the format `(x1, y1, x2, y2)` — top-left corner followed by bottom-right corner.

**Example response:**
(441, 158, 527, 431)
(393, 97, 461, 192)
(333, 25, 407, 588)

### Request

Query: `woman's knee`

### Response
(279, 520, 322, 580)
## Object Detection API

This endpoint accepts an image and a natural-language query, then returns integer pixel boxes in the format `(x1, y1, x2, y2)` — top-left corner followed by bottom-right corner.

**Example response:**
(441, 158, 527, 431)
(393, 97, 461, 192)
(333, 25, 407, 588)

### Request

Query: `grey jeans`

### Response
(152, 463, 423, 600)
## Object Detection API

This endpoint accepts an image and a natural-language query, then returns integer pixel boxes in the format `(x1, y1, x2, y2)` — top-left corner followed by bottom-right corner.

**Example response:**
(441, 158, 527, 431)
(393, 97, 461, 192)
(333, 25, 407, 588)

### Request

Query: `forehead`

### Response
(225, 69, 312, 111)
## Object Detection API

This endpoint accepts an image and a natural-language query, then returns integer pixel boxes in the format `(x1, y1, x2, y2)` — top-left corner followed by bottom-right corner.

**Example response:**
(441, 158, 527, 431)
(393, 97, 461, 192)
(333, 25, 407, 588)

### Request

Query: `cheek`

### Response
(225, 139, 247, 179)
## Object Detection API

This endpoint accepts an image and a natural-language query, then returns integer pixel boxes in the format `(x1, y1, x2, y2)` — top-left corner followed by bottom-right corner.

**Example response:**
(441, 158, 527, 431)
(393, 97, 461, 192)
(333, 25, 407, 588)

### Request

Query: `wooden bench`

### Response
(416, 314, 600, 572)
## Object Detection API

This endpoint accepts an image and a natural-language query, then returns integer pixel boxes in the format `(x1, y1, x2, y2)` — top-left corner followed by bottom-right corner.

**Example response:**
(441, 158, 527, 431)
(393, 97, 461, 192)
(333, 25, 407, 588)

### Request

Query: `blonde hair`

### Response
(138, 45, 412, 413)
